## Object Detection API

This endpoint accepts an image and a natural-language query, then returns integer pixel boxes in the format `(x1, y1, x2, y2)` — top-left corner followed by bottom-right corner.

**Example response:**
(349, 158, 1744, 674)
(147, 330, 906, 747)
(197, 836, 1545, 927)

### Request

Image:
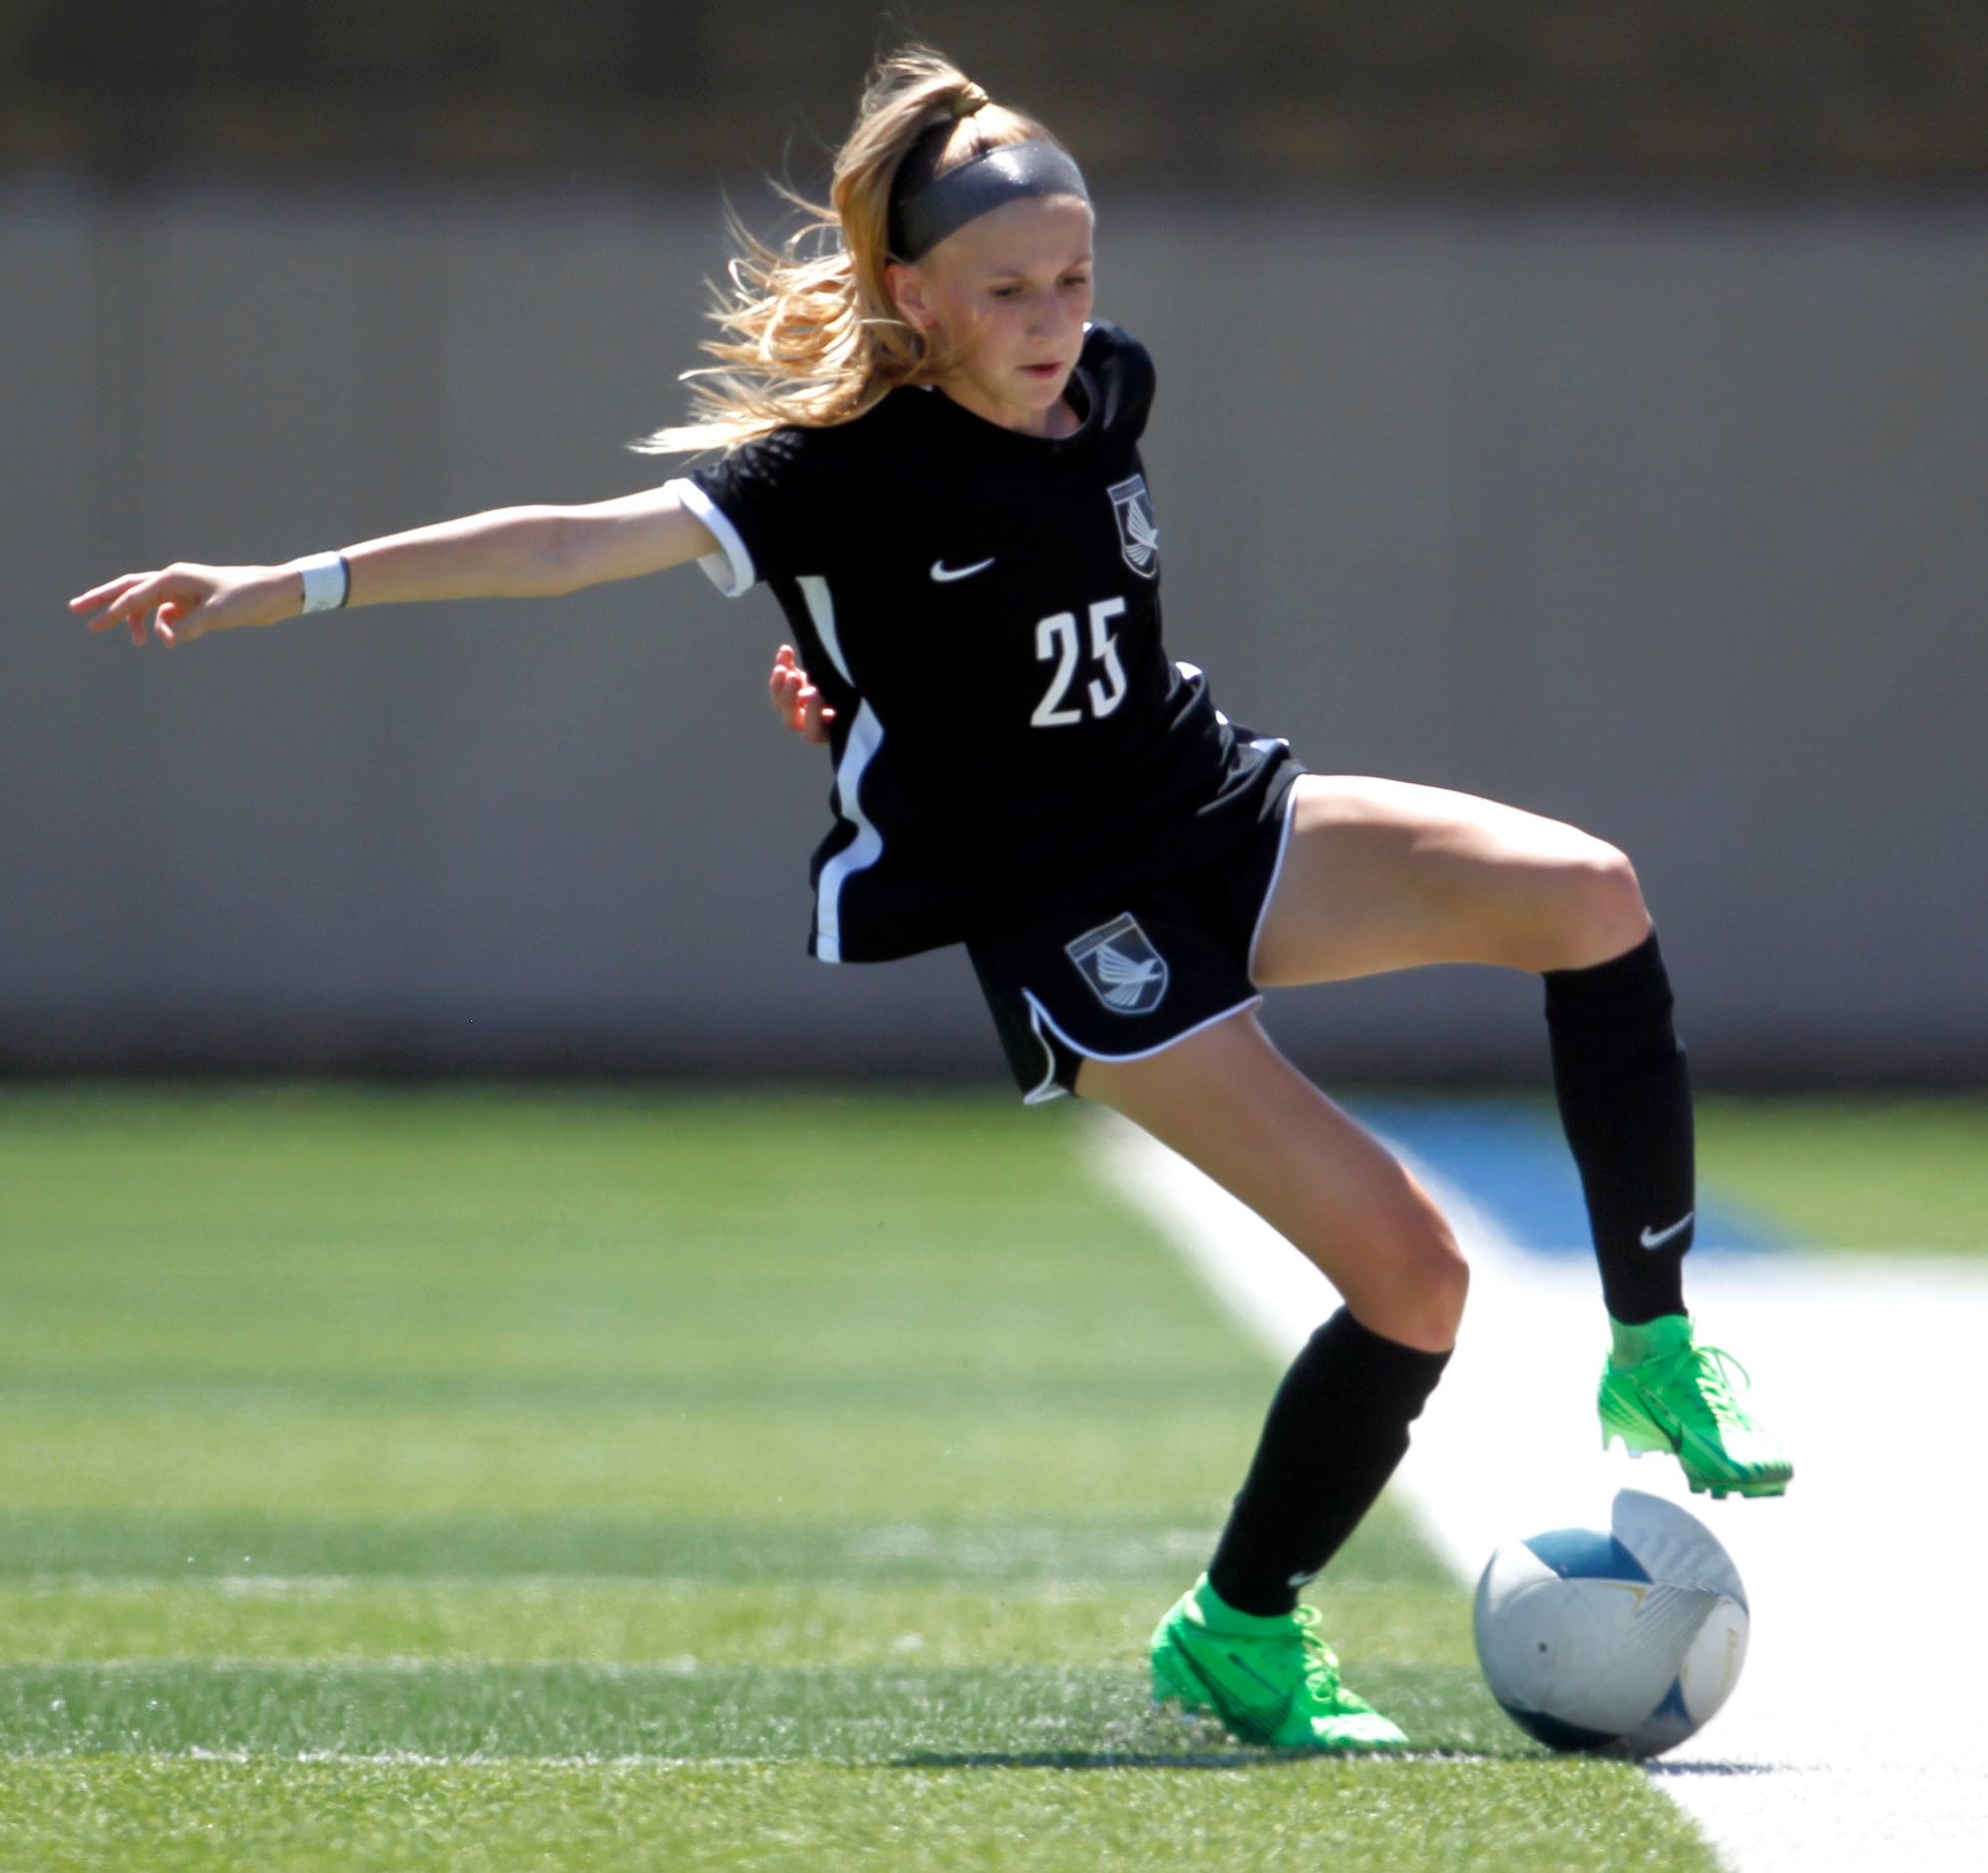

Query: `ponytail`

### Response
(634, 47, 1061, 456)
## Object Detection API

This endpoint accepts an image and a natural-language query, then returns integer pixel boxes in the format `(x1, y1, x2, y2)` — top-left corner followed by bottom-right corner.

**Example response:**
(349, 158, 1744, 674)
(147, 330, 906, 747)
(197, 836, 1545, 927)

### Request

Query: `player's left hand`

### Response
(769, 643, 836, 744)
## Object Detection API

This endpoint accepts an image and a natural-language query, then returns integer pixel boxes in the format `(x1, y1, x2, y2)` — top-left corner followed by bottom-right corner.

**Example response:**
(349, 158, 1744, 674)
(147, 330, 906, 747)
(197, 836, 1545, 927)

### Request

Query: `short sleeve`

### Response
(665, 477, 756, 596)
(1083, 321, 1157, 445)
(665, 425, 837, 598)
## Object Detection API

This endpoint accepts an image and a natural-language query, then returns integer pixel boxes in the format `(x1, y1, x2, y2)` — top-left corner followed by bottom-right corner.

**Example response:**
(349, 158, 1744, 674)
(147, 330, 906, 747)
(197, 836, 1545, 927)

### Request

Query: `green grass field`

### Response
(1698, 1093, 1988, 1251)
(0, 1085, 1812, 1872)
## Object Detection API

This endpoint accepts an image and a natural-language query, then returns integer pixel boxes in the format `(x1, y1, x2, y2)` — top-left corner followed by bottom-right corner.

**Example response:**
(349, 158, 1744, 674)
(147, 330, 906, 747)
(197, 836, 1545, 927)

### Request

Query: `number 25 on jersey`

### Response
(1030, 597, 1128, 729)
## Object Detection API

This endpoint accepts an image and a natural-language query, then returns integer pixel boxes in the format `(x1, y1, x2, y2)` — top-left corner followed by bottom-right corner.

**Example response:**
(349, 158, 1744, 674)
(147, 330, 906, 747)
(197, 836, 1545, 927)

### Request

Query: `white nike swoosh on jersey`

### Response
(931, 557, 995, 582)
(1639, 1211, 1695, 1250)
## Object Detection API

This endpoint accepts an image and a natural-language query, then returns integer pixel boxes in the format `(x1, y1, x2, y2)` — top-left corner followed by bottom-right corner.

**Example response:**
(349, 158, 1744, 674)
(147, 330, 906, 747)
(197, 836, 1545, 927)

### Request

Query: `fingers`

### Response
(766, 644, 840, 744)
(800, 694, 836, 745)
(69, 572, 149, 613)
(769, 645, 816, 729)
(71, 573, 153, 636)
(781, 677, 835, 742)
(73, 567, 214, 646)
(76, 570, 173, 641)
(768, 651, 807, 730)
(767, 645, 799, 712)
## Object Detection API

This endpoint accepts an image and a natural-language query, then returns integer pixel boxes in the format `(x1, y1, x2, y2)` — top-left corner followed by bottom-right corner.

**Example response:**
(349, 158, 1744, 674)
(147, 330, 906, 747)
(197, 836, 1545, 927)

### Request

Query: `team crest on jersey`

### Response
(1106, 475, 1160, 579)
(1065, 913, 1169, 1015)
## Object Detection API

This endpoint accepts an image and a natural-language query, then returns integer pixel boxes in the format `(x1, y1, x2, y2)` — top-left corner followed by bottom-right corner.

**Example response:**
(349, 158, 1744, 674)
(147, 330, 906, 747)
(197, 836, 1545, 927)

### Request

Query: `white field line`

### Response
(1088, 1110, 1988, 1873)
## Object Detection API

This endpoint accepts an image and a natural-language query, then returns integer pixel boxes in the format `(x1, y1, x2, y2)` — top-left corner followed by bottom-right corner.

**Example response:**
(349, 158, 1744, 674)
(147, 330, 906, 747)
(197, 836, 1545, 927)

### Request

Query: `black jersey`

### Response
(667, 321, 1292, 962)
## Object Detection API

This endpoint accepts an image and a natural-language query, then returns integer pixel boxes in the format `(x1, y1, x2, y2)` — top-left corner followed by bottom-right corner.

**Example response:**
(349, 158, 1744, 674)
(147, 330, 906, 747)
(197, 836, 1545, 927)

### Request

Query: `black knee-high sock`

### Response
(1543, 929, 1695, 1325)
(1207, 1309, 1450, 1619)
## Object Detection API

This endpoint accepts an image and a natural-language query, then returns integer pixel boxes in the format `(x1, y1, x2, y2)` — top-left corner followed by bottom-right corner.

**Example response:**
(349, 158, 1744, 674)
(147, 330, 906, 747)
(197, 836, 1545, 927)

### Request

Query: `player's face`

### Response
(888, 195, 1095, 437)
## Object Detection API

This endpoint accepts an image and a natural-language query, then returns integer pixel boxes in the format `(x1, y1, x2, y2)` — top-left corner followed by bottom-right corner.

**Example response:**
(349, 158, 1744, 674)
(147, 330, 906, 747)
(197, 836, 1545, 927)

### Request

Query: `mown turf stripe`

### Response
(0, 1371, 1270, 1411)
(0, 1755, 1725, 1873)
(0, 1661, 1525, 1762)
(0, 1512, 1228, 1586)
(0, 1578, 1472, 1671)
(0, 1506, 1462, 1591)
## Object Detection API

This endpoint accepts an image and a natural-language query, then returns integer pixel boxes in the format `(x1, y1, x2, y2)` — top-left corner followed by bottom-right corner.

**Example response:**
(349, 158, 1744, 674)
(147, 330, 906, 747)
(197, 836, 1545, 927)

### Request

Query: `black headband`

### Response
(888, 140, 1090, 262)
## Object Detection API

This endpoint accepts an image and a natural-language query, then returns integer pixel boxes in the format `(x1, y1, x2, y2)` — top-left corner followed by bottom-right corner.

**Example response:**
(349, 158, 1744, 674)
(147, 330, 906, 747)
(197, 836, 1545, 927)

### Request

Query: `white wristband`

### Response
(294, 552, 350, 613)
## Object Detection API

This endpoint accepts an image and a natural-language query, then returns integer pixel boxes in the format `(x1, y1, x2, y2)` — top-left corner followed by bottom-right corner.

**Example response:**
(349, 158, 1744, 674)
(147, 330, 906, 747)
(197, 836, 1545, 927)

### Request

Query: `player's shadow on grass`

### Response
(1643, 1760, 1783, 1778)
(892, 1746, 1532, 1770)
(895, 1749, 1304, 1770)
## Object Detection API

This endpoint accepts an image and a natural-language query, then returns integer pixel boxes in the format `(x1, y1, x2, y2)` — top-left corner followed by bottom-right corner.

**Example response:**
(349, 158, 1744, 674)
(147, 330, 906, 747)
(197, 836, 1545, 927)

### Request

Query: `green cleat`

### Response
(1598, 1313, 1793, 1499)
(1149, 1574, 1408, 1751)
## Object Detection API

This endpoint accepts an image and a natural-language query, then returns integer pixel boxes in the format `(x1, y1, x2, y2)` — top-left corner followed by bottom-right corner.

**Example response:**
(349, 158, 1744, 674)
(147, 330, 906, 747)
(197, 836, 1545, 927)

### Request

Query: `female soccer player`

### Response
(71, 48, 1789, 1751)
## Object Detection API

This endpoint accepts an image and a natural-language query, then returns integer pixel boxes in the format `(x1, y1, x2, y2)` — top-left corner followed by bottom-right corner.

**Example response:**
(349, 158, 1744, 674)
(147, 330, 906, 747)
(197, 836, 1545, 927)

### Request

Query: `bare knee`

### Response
(1352, 1205, 1469, 1353)
(1536, 840, 1650, 971)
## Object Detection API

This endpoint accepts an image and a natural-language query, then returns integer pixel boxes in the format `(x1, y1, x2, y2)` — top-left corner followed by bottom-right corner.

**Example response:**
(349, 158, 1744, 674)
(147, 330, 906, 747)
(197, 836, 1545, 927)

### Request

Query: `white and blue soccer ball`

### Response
(1473, 1488, 1749, 1756)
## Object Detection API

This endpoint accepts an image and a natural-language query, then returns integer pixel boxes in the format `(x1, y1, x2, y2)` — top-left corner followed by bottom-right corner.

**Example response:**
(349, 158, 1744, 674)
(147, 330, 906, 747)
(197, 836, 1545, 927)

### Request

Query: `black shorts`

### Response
(968, 763, 1303, 1102)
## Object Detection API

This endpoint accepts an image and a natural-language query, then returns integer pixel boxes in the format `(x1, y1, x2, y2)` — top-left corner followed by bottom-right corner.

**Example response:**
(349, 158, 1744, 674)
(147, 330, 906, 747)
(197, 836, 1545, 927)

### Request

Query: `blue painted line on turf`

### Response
(1342, 1098, 1787, 1258)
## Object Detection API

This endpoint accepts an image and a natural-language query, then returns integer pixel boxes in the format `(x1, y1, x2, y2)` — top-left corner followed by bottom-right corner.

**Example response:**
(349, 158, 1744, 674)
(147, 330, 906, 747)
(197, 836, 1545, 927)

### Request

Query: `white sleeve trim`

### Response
(664, 477, 756, 597)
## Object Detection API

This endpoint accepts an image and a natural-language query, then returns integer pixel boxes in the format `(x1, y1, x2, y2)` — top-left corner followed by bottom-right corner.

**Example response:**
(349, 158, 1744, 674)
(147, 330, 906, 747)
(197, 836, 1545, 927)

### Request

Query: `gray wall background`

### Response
(3, 179, 1984, 1082)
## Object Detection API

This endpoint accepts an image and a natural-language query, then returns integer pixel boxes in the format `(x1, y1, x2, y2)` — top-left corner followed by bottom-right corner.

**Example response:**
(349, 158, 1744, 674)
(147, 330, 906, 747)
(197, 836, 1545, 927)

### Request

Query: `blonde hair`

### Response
(634, 48, 1066, 457)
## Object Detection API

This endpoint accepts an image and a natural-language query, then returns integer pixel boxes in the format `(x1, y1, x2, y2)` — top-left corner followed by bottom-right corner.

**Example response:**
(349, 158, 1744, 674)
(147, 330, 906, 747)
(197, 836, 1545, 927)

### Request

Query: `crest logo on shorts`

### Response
(1106, 475, 1160, 579)
(1065, 913, 1169, 1015)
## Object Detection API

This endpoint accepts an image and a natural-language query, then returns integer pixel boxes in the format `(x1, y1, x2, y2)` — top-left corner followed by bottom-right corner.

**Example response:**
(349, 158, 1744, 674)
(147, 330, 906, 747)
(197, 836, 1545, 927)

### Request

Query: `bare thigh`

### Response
(1253, 775, 1650, 987)
(1075, 1007, 1468, 1353)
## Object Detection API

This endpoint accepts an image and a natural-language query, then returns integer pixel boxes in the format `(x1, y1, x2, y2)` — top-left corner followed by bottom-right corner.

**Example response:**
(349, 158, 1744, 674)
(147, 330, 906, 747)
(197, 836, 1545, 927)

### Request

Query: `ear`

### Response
(885, 259, 938, 331)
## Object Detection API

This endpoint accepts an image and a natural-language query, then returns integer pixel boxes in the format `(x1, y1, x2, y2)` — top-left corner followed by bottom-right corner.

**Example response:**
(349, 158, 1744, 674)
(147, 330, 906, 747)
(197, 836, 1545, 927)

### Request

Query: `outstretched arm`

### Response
(69, 484, 719, 646)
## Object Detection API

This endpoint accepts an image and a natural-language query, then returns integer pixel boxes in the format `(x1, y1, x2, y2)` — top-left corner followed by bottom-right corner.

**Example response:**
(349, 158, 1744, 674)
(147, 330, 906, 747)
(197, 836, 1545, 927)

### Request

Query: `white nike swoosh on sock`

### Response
(1639, 1211, 1695, 1250)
